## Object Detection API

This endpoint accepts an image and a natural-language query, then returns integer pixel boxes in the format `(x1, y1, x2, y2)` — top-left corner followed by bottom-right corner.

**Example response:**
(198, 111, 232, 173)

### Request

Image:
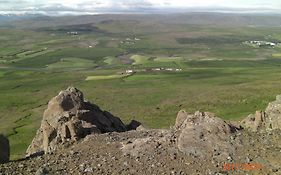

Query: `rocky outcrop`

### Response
(26, 87, 135, 156)
(122, 110, 240, 161)
(0, 134, 9, 164)
(3, 88, 281, 174)
(3, 105, 281, 174)
(242, 95, 281, 131)
(264, 95, 281, 130)
(2, 124, 281, 175)
(175, 111, 240, 159)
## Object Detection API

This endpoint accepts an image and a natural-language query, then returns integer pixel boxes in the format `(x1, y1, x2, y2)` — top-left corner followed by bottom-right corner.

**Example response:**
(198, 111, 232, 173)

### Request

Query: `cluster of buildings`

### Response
(67, 31, 79, 35)
(120, 37, 141, 45)
(125, 68, 182, 74)
(126, 38, 140, 41)
(244, 40, 279, 47)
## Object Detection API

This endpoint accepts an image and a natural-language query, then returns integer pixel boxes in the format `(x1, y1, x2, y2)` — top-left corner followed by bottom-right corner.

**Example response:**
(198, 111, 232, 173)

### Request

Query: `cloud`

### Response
(0, 0, 281, 15)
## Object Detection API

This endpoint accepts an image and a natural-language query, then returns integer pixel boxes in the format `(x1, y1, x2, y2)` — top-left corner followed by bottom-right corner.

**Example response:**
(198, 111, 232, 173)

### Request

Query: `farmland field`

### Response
(1, 13, 281, 159)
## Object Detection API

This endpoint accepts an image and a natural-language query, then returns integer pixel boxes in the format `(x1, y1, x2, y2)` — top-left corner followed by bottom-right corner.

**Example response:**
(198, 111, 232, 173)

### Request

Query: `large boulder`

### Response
(0, 134, 9, 164)
(26, 87, 130, 156)
(176, 111, 239, 159)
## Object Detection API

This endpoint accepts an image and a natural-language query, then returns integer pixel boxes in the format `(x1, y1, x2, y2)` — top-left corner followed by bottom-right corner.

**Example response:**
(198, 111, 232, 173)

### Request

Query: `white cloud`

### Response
(0, 0, 281, 15)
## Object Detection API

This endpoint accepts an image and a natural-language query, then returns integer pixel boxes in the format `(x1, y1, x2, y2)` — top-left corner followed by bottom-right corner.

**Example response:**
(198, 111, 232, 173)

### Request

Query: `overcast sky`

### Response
(1, 0, 281, 15)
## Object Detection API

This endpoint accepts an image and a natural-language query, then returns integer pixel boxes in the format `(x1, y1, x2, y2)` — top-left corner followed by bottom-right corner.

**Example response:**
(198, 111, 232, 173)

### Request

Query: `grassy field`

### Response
(47, 57, 97, 69)
(85, 74, 127, 80)
(1, 13, 281, 159)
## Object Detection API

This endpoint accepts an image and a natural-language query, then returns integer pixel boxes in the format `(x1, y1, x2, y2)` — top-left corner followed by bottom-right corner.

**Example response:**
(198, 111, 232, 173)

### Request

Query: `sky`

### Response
(0, 0, 281, 15)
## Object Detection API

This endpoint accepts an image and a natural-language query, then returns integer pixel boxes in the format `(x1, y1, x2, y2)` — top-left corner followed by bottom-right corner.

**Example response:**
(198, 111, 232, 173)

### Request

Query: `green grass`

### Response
(153, 56, 183, 62)
(13, 47, 123, 68)
(272, 53, 281, 58)
(130, 55, 150, 65)
(85, 74, 126, 80)
(47, 57, 97, 69)
(103, 56, 121, 65)
(0, 69, 85, 159)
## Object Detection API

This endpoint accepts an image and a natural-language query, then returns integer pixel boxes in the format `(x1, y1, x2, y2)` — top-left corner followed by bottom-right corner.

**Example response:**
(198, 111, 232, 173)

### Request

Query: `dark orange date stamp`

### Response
(223, 163, 263, 171)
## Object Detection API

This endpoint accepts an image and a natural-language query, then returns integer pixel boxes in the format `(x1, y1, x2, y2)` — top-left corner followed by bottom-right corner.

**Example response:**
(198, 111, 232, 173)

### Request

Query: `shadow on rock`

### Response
(0, 134, 9, 164)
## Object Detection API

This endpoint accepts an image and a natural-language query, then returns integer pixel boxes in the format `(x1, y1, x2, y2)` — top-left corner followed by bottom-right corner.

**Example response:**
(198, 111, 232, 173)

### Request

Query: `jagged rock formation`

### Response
(0, 134, 9, 164)
(26, 87, 138, 156)
(242, 95, 281, 131)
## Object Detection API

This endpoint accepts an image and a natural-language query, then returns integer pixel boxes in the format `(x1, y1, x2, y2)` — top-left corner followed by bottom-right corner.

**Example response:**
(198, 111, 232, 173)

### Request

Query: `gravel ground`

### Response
(1, 129, 281, 175)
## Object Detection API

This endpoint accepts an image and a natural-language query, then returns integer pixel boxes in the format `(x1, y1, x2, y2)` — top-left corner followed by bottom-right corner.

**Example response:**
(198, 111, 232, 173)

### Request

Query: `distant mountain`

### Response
(0, 14, 27, 20)
(2, 13, 281, 29)
(0, 14, 45, 27)
(0, 14, 14, 21)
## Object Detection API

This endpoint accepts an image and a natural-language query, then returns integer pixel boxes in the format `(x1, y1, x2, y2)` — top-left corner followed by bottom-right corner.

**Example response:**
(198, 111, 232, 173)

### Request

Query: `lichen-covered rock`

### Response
(26, 87, 131, 156)
(0, 134, 9, 164)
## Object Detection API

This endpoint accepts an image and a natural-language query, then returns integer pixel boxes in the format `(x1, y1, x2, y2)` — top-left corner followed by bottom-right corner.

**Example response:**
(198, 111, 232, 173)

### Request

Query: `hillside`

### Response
(2, 13, 281, 29)
(0, 87, 281, 174)
(1, 13, 281, 160)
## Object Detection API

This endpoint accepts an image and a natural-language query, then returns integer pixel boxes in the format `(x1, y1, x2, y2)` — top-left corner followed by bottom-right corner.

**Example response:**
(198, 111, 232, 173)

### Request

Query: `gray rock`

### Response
(84, 167, 93, 173)
(241, 111, 265, 132)
(35, 166, 49, 175)
(265, 96, 281, 130)
(177, 111, 239, 160)
(174, 110, 189, 129)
